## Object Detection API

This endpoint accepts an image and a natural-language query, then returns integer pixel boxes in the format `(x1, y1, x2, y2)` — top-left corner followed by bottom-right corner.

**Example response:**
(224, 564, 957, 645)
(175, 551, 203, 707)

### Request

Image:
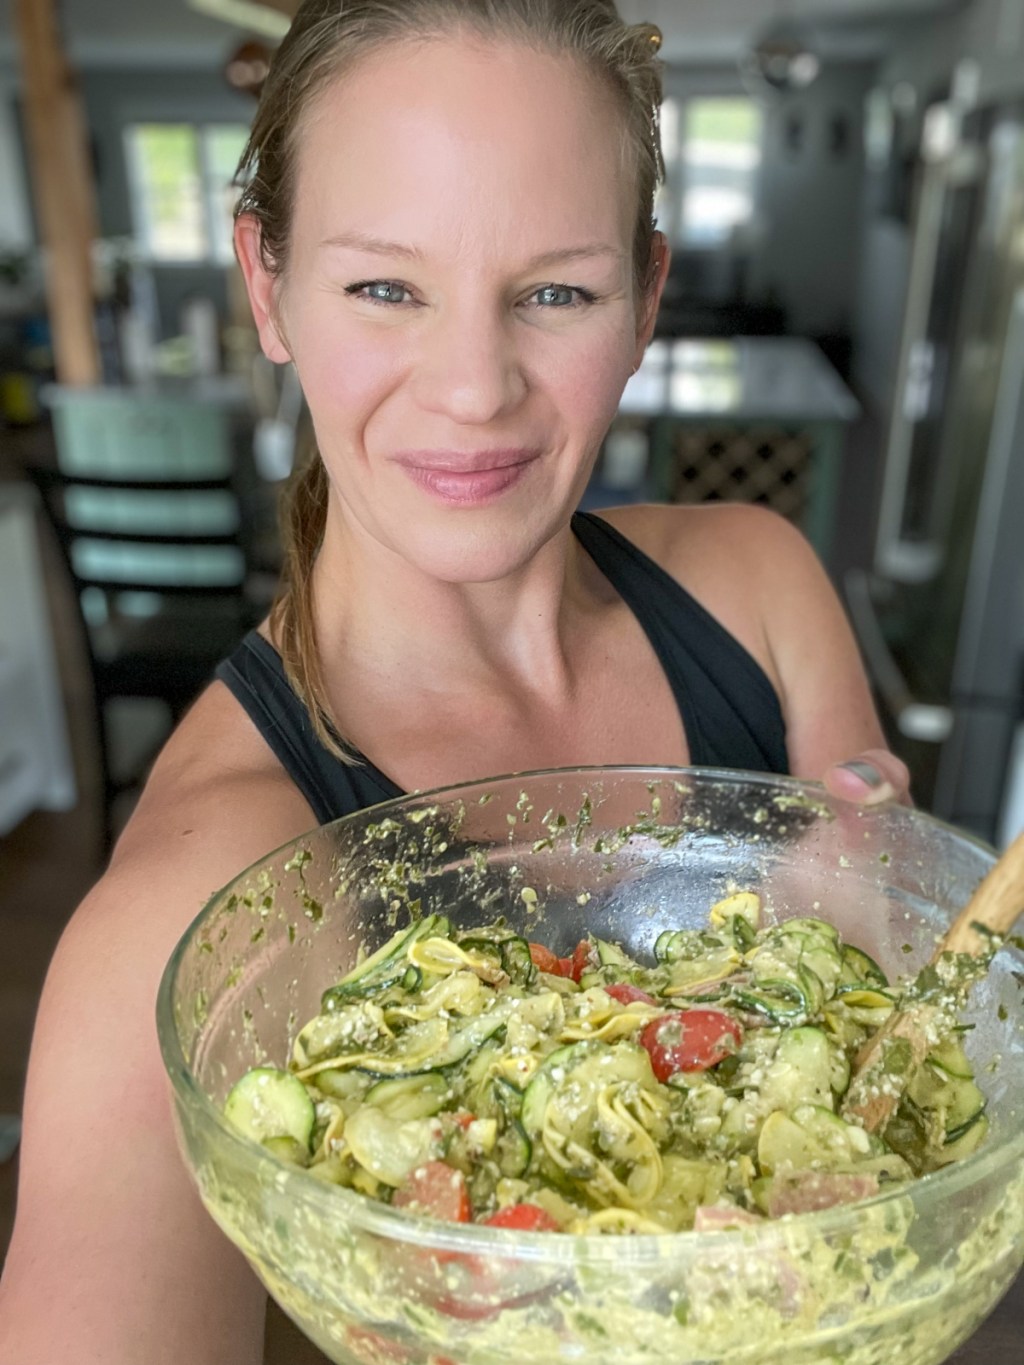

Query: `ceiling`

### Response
(0, 0, 965, 71)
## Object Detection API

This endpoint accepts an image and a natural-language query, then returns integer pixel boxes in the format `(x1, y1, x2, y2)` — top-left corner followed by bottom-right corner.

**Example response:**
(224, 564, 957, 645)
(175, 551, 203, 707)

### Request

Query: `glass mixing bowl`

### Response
(157, 767, 1024, 1365)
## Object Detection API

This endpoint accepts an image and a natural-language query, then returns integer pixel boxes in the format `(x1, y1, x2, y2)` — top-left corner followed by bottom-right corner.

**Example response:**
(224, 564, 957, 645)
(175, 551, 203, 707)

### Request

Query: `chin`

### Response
(393, 510, 568, 585)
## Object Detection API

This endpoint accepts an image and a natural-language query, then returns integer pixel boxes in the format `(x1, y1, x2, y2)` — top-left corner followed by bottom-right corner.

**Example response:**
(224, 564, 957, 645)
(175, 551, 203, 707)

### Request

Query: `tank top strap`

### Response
(570, 511, 789, 774)
(214, 633, 402, 824)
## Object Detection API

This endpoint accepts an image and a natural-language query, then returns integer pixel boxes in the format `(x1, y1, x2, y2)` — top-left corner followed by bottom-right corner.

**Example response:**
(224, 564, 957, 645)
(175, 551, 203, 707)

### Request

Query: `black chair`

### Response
(26, 390, 270, 848)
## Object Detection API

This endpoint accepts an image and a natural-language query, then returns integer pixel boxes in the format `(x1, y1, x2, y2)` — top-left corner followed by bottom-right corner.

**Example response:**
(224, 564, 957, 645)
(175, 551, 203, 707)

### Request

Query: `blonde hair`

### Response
(237, 0, 665, 759)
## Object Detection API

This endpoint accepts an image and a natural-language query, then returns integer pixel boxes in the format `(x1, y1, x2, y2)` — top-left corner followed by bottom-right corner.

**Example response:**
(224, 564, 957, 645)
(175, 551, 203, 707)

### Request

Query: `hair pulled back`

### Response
(237, 0, 665, 759)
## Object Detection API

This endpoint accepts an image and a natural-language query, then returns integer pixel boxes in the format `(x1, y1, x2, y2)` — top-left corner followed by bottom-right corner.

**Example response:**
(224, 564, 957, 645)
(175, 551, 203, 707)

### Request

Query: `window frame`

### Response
(124, 120, 250, 267)
(658, 93, 765, 253)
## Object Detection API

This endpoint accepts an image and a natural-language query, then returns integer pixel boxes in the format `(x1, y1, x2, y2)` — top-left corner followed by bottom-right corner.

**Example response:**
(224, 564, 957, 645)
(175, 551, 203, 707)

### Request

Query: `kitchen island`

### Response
(618, 336, 861, 559)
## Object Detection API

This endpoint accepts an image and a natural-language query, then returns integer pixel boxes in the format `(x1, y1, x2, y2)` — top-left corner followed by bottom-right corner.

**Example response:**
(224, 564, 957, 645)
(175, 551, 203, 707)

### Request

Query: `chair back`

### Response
(39, 387, 247, 602)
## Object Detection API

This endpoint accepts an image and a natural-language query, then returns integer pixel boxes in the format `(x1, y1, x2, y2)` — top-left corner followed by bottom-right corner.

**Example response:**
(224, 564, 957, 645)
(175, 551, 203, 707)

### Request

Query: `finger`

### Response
(823, 749, 912, 807)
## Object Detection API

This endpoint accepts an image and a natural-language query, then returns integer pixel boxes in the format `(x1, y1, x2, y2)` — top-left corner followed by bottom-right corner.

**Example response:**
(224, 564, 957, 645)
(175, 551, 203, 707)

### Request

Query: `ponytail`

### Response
(269, 446, 357, 762)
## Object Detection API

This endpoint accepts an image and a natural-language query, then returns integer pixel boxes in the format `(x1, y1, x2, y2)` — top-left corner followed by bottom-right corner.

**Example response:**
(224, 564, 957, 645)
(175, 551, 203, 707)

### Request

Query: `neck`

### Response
(310, 501, 600, 702)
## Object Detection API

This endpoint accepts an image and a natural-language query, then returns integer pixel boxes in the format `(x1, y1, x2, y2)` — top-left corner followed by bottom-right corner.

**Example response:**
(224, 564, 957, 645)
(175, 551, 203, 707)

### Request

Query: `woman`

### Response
(0, 2, 906, 1361)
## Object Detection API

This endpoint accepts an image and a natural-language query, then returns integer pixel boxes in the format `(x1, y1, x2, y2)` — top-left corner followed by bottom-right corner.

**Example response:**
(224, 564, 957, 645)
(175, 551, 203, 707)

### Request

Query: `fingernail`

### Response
(839, 760, 884, 788)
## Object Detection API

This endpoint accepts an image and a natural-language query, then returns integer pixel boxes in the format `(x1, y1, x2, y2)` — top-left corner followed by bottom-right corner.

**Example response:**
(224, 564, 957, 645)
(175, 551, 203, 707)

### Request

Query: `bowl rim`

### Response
(157, 764, 1024, 1262)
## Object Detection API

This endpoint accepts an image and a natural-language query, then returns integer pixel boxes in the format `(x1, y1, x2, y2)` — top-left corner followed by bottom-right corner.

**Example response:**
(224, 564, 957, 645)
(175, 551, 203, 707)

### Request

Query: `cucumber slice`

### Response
(655, 929, 719, 965)
(759, 1027, 834, 1112)
(733, 979, 809, 1022)
(224, 1067, 315, 1150)
(907, 1065, 986, 1138)
(783, 917, 840, 943)
(452, 935, 505, 975)
(521, 1041, 595, 1138)
(499, 936, 537, 985)
(839, 945, 889, 989)
(364, 1072, 449, 1121)
(928, 1038, 974, 1080)
(708, 904, 757, 954)
(492, 1075, 525, 1121)
(322, 915, 450, 1006)
(495, 1118, 532, 1177)
(941, 1111, 989, 1159)
(460, 1039, 504, 1114)
(757, 1104, 875, 1175)
(314, 1068, 372, 1101)
(595, 938, 632, 968)
(262, 1135, 310, 1166)
(943, 1078, 986, 1137)
(343, 1107, 439, 1187)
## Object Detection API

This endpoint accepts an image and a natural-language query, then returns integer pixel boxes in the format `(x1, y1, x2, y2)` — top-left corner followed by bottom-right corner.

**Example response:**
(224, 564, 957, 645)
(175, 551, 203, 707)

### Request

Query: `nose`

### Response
(413, 301, 526, 425)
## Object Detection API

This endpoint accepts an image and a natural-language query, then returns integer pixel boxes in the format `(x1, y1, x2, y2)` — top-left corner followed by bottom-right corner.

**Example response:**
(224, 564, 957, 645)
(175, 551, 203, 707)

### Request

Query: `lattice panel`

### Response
(667, 426, 814, 524)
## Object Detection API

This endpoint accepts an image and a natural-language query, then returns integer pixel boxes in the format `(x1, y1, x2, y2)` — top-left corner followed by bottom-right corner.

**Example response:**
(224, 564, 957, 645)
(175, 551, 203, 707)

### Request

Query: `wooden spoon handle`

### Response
(938, 829, 1024, 959)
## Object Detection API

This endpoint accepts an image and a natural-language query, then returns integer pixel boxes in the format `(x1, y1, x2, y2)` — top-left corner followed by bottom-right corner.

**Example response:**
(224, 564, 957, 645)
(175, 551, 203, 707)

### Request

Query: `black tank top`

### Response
(215, 511, 789, 824)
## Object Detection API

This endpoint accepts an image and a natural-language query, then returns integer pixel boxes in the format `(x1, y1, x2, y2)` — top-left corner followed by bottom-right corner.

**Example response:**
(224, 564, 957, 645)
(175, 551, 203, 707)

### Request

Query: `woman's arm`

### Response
(738, 510, 910, 801)
(0, 691, 317, 1365)
(606, 503, 910, 803)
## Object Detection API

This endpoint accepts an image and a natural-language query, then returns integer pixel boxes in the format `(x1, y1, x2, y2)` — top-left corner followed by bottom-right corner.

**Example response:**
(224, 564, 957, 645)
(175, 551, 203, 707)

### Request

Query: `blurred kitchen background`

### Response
(1, 0, 1024, 1260)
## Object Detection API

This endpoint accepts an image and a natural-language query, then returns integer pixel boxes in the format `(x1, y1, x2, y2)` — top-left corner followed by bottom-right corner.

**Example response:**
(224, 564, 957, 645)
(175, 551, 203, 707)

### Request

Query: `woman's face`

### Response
(240, 34, 666, 585)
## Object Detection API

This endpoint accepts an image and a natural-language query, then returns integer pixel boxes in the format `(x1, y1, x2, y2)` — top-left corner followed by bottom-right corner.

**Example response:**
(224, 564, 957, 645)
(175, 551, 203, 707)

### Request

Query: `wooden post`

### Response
(15, 0, 101, 387)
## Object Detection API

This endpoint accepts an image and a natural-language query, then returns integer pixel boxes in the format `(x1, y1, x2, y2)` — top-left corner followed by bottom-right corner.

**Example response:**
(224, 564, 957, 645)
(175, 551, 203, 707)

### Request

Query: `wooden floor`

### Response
(0, 804, 103, 1259)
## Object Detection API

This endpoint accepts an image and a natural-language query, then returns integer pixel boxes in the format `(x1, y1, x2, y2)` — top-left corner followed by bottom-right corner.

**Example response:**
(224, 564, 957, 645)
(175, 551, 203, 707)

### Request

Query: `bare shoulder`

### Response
(110, 677, 316, 883)
(593, 503, 885, 776)
(595, 500, 817, 591)
(593, 502, 824, 684)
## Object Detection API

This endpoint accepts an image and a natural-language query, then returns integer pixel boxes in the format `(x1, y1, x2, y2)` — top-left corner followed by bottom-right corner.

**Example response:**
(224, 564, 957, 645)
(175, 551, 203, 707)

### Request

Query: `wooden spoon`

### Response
(842, 828, 1024, 1135)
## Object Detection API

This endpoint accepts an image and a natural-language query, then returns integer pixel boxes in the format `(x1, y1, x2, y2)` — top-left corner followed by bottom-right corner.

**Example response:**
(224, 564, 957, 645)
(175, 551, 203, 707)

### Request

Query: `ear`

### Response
(631, 230, 671, 369)
(234, 215, 292, 364)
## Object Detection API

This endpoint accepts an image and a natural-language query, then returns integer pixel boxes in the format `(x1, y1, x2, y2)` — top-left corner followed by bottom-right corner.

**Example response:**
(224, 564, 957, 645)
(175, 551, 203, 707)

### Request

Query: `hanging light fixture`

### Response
(224, 39, 273, 97)
(739, 2, 822, 98)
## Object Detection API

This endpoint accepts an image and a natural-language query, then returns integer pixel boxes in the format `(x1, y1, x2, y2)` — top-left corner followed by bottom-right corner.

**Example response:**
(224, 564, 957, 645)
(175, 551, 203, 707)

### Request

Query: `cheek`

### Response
(539, 326, 633, 433)
(289, 305, 410, 426)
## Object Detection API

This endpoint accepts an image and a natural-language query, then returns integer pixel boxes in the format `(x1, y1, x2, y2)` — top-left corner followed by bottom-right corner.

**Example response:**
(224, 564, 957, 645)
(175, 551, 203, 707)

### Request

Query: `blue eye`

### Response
(346, 280, 412, 305)
(534, 284, 580, 307)
(528, 284, 597, 309)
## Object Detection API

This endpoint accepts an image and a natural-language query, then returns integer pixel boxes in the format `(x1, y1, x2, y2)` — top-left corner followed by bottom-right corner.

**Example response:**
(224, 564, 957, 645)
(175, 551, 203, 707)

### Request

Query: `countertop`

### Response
(619, 336, 862, 423)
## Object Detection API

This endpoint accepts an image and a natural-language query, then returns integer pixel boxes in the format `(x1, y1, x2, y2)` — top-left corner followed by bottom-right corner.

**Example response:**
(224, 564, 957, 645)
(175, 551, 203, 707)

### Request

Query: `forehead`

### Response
(291, 34, 634, 259)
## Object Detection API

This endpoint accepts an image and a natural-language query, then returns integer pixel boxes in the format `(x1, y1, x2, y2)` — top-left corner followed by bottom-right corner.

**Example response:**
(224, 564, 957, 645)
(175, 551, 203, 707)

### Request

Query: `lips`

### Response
(392, 448, 539, 474)
(392, 448, 539, 506)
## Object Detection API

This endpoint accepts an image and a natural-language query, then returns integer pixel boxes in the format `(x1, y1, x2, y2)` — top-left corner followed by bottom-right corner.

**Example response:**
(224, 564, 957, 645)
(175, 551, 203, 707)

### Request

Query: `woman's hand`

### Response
(822, 748, 912, 806)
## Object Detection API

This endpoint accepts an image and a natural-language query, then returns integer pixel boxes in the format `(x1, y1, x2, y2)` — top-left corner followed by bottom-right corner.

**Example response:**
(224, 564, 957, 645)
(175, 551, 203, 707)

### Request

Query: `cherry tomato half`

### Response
(569, 940, 596, 983)
(482, 1203, 560, 1232)
(604, 983, 656, 1006)
(392, 1160, 471, 1223)
(528, 942, 571, 976)
(639, 1009, 742, 1081)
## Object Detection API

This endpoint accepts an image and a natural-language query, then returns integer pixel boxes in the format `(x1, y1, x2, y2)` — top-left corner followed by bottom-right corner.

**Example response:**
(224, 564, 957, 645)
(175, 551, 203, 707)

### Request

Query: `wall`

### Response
(80, 68, 254, 338)
(663, 62, 874, 345)
(751, 63, 874, 339)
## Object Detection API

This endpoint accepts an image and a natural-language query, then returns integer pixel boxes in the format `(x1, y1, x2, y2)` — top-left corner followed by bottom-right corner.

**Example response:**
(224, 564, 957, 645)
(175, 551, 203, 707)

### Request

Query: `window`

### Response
(659, 97, 764, 249)
(126, 123, 251, 265)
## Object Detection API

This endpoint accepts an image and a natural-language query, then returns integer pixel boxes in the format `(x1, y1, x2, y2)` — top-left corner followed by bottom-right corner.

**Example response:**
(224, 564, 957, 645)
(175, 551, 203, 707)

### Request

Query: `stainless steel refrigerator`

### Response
(847, 60, 1024, 848)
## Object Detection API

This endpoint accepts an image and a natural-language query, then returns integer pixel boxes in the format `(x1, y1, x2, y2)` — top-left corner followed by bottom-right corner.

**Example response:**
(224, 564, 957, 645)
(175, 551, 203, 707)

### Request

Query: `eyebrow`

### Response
(318, 231, 624, 269)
